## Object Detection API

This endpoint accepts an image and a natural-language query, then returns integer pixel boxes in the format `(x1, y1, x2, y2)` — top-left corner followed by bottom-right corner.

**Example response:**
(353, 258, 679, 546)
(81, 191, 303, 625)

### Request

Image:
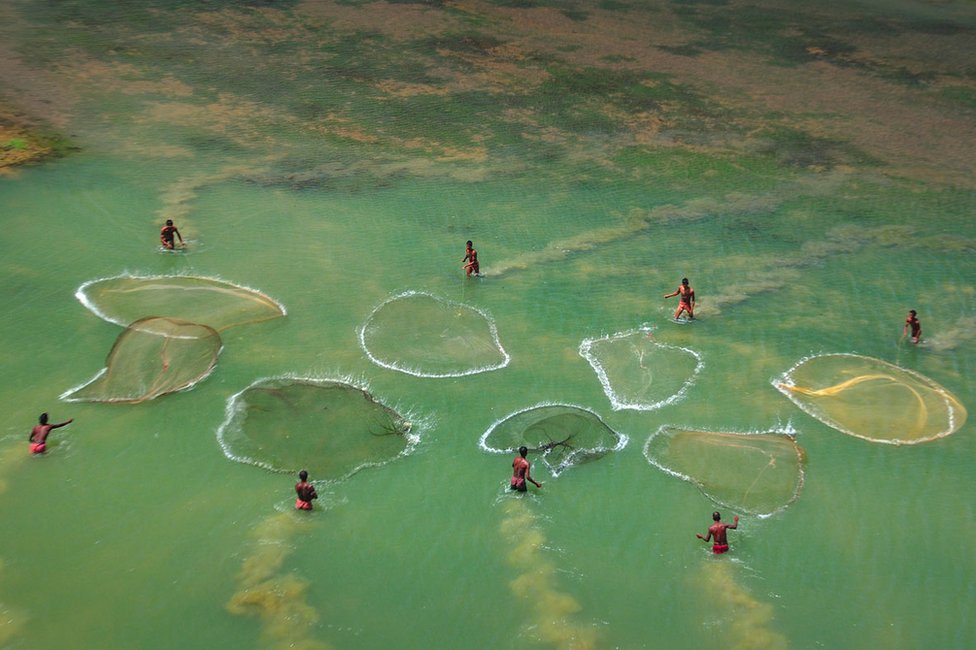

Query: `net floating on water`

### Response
(773, 353, 967, 445)
(579, 329, 703, 411)
(217, 377, 417, 479)
(76, 274, 287, 332)
(480, 404, 627, 477)
(644, 426, 806, 517)
(359, 290, 510, 378)
(61, 316, 222, 404)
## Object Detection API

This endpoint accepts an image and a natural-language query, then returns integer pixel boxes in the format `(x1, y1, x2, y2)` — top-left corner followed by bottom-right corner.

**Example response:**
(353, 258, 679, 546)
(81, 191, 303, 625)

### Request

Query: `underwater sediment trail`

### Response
(500, 499, 598, 650)
(695, 560, 788, 650)
(226, 511, 332, 650)
(487, 173, 847, 279)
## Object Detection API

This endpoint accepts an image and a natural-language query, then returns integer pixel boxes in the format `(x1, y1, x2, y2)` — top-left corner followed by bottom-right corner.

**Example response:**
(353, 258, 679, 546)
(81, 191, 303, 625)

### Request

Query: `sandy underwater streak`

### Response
(227, 512, 332, 650)
(500, 499, 598, 649)
(486, 172, 849, 278)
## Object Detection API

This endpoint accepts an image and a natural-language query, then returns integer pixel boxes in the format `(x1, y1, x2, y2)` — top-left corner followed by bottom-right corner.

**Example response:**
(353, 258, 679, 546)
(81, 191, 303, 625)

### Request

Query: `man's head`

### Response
(166, 219, 174, 226)
(466, 240, 473, 247)
(39, 413, 49, 424)
(519, 446, 528, 457)
(712, 511, 721, 521)
(681, 278, 689, 286)
(909, 309, 917, 317)
(299, 470, 308, 481)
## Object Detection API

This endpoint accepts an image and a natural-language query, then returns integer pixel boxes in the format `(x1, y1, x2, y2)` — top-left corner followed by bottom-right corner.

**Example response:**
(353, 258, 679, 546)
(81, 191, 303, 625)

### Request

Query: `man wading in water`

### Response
(510, 446, 542, 492)
(697, 511, 738, 554)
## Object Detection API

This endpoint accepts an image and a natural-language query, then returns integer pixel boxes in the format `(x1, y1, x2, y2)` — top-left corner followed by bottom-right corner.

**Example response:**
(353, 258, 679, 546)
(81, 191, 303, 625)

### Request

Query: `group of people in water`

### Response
(26, 227, 926, 557)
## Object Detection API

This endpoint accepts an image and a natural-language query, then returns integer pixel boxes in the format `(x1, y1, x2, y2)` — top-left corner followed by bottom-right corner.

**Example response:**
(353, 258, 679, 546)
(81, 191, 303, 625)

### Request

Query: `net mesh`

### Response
(579, 329, 703, 411)
(217, 378, 414, 478)
(359, 291, 509, 377)
(61, 317, 221, 404)
(645, 427, 805, 517)
(76, 274, 286, 331)
(775, 353, 967, 444)
(481, 404, 626, 477)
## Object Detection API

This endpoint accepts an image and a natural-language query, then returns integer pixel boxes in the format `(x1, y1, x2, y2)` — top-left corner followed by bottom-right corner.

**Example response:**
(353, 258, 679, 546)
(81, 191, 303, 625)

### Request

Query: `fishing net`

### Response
(579, 329, 703, 410)
(644, 427, 805, 517)
(217, 378, 416, 479)
(61, 317, 221, 404)
(774, 353, 967, 444)
(76, 274, 286, 331)
(359, 290, 510, 378)
(480, 404, 627, 477)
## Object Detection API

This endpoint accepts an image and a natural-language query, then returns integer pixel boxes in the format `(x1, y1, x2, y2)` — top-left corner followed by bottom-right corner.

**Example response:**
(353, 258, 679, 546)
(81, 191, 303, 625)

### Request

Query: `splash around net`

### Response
(644, 426, 806, 517)
(216, 376, 418, 479)
(61, 317, 222, 404)
(358, 290, 510, 378)
(579, 329, 703, 411)
(76, 274, 287, 332)
(480, 404, 627, 477)
(774, 353, 967, 445)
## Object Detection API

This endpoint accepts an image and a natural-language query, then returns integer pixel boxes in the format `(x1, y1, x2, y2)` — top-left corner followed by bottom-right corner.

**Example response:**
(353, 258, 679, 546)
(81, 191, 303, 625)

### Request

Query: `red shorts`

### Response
(712, 543, 729, 554)
(678, 301, 693, 313)
(295, 498, 313, 511)
(30, 442, 46, 454)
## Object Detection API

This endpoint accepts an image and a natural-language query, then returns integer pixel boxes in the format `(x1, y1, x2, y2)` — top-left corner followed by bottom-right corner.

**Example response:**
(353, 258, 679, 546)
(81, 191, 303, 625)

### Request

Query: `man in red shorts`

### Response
(696, 511, 738, 554)
(462, 240, 480, 277)
(664, 277, 695, 321)
(510, 446, 542, 492)
(295, 470, 318, 510)
(29, 412, 73, 454)
(160, 219, 184, 250)
(903, 309, 922, 344)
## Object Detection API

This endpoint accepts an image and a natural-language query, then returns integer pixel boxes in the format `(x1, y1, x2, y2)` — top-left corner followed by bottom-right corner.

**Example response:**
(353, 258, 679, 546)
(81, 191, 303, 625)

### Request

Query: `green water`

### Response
(1, 0, 975, 648)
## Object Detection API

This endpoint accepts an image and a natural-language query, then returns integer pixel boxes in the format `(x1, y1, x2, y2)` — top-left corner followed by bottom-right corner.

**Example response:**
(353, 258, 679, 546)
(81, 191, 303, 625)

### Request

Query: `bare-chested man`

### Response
(160, 219, 184, 250)
(462, 240, 480, 276)
(664, 277, 695, 321)
(903, 309, 922, 344)
(510, 446, 542, 492)
(29, 412, 73, 454)
(696, 511, 738, 554)
(295, 470, 318, 510)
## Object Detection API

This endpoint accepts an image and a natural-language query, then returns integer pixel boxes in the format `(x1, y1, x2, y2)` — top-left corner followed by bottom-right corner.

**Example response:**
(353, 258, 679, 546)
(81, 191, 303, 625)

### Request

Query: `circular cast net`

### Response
(774, 353, 967, 444)
(579, 329, 703, 411)
(644, 427, 806, 517)
(61, 317, 222, 404)
(480, 404, 627, 477)
(76, 274, 286, 331)
(217, 378, 416, 479)
(359, 291, 510, 378)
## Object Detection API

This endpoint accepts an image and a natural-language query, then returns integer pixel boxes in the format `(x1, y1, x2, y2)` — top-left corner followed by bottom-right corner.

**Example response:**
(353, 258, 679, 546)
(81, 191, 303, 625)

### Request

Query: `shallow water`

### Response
(1, 1, 975, 648)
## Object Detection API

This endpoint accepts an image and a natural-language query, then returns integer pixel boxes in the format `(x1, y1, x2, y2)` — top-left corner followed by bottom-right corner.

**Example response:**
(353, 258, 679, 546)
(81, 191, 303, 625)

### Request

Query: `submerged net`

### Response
(644, 427, 805, 517)
(217, 378, 416, 479)
(76, 274, 286, 331)
(61, 317, 221, 404)
(480, 404, 627, 477)
(579, 329, 703, 410)
(774, 353, 967, 444)
(359, 291, 510, 378)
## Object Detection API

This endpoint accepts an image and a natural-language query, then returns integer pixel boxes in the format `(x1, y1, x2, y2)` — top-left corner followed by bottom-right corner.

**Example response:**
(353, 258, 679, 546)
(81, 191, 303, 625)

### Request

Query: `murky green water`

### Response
(2, 1, 975, 648)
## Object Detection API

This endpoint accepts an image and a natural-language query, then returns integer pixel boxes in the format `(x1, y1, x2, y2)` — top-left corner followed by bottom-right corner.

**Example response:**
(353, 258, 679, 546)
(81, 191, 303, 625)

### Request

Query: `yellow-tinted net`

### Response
(774, 353, 967, 444)
(644, 427, 805, 517)
(480, 404, 626, 477)
(61, 317, 221, 404)
(359, 291, 509, 378)
(76, 274, 286, 331)
(217, 378, 415, 478)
